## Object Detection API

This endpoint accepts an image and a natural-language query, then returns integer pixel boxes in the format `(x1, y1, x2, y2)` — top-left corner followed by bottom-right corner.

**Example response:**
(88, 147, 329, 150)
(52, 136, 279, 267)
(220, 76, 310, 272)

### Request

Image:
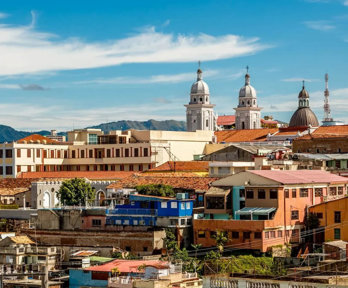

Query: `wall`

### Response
(69, 269, 108, 288)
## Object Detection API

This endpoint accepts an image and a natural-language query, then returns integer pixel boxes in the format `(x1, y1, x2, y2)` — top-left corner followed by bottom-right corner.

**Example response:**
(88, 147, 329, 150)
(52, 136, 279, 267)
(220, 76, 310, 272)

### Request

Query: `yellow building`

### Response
(309, 196, 348, 242)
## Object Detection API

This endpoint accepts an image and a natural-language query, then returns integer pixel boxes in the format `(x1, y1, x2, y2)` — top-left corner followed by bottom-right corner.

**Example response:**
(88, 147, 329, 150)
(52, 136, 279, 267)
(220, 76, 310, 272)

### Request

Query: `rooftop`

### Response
(215, 128, 278, 143)
(250, 170, 348, 184)
(85, 259, 167, 273)
(148, 161, 209, 173)
(8, 235, 35, 244)
(217, 115, 235, 126)
(16, 134, 61, 144)
(0, 178, 36, 196)
(296, 125, 348, 140)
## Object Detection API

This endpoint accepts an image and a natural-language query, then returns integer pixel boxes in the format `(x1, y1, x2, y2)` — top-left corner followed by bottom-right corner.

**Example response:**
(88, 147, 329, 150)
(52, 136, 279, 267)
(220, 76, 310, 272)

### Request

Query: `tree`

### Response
(56, 178, 95, 206)
(136, 184, 175, 197)
(213, 231, 228, 253)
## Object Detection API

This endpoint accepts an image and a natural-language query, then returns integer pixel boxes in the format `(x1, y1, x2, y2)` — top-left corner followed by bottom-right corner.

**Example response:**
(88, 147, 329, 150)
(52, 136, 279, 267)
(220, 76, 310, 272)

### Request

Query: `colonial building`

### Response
(185, 68, 216, 131)
(234, 70, 262, 130)
(289, 82, 319, 128)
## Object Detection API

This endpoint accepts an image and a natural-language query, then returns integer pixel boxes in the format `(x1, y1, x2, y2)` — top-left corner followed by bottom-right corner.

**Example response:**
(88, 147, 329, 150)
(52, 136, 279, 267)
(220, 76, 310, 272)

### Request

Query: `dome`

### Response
(191, 79, 209, 95)
(289, 107, 319, 127)
(191, 68, 209, 95)
(298, 86, 309, 99)
(239, 74, 256, 98)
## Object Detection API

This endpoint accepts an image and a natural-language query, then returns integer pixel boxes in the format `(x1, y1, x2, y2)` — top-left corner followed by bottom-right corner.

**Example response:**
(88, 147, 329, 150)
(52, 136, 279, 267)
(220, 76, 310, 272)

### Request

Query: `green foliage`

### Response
(136, 184, 175, 197)
(213, 231, 228, 253)
(56, 178, 95, 206)
(0, 204, 18, 209)
(163, 229, 178, 254)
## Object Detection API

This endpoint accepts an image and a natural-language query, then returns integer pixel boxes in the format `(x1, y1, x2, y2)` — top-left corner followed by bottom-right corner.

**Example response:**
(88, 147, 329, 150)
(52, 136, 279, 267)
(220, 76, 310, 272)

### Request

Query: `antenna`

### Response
(302, 80, 305, 88)
(323, 73, 332, 122)
(198, 60, 201, 69)
(246, 65, 249, 74)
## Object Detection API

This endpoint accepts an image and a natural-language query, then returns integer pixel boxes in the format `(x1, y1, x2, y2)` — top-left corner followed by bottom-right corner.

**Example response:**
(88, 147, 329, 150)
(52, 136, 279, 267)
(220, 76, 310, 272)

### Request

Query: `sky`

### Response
(0, 0, 347, 131)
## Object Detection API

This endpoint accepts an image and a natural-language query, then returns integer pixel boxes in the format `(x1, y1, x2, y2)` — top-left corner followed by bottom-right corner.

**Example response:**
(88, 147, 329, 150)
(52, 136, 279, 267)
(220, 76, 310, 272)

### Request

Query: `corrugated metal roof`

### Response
(235, 207, 276, 215)
(295, 153, 348, 161)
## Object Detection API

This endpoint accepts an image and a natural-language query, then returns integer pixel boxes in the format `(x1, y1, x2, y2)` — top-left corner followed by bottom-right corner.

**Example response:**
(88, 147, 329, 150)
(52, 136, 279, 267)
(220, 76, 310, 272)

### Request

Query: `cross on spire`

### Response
(198, 60, 201, 69)
(302, 80, 305, 88)
(246, 65, 249, 74)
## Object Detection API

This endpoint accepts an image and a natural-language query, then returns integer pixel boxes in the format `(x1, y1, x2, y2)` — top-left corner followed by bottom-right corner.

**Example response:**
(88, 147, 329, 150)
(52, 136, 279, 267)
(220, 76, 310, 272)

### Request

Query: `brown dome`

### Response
(289, 107, 319, 127)
(298, 86, 309, 98)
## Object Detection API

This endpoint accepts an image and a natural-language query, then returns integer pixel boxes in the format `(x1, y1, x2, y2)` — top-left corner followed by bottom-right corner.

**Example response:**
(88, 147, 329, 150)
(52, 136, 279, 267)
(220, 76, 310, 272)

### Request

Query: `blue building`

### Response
(106, 194, 194, 228)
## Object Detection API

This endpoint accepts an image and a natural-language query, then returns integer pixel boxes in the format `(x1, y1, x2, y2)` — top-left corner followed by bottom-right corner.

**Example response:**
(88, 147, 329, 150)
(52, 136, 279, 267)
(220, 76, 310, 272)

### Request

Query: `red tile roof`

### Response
(148, 161, 209, 172)
(296, 125, 348, 140)
(261, 119, 278, 124)
(107, 174, 217, 191)
(17, 134, 60, 144)
(215, 128, 278, 143)
(18, 171, 134, 180)
(85, 259, 167, 273)
(0, 178, 37, 196)
(217, 115, 235, 126)
(250, 170, 348, 185)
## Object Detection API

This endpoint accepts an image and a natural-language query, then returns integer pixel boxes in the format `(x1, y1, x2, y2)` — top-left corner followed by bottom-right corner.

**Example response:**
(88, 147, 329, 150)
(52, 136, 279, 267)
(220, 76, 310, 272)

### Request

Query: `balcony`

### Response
(108, 208, 158, 216)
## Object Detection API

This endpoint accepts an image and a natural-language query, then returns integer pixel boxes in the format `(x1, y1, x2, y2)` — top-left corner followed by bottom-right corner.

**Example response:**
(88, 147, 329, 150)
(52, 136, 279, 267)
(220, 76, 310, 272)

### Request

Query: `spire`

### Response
(245, 65, 250, 85)
(197, 61, 202, 81)
(302, 80, 305, 89)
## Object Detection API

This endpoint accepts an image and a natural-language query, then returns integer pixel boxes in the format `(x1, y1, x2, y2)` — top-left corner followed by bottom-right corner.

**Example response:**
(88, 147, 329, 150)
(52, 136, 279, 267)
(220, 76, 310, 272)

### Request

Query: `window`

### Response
(125, 246, 131, 252)
(89, 149, 93, 158)
(0, 150, 2, 158)
(134, 148, 139, 157)
(0, 167, 3, 175)
(17, 149, 21, 158)
(51, 150, 54, 158)
(243, 232, 251, 239)
(88, 134, 98, 144)
(329, 187, 337, 196)
(81, 150, 85, 158)
(186, 202, 191, 209)
(265, 232, 269, 239)
(316, 213, 323, 219)
(239, 189, 245, 198)
(300, 188, 308, 198)
(180, 219, 185, 225)
(115, 220, 122, 225)
(64, 151, 68, 158)
(5, 149, 12, 158)
(92, 219, 101, 226)
(291, 210, 299, 220)
(270, 231, 276, 238)
(254, 232, 262, 239)
(180, 203, 185, 210)
(6, 166, 12, 175)
(123, 220, 129, 225)
(107, 149, 111, 158)
(171, 202, 177, 209)
(206, 119, 209, 127)
(210, 231, 217, 239)
(338, 186, 344, 195)
(170, 219, 178, 225)
(246, 189, 254, 199)
(292, 189, 297, 198)
(125, 149, 130, 157)
(120, 164, 124, 171)
(143, 247, 148, 252)
(258, 189, 265, 199)
(270, 189, 278, 199)
(143, 148, 149, 157)
(198, 231, 205, 238)
(232, 231, 239, 239)
(57, 150, 61, 158)
(161, 202, 167, 208)
(334, 228, 341, 240)
(71, 150, 76, 159)
(284, 189, 289, 198)
(133, 220, 138, 225)
(334, 211, 341, 223)
(277, 231, 283, 238)
(129, 164, 133, 171)
(115, 149, 120, 157)
(315, 188, 323, 197)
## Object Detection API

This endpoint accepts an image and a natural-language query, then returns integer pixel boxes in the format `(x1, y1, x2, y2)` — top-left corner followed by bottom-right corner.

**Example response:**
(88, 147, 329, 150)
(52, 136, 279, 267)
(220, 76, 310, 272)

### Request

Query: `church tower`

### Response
(234, 68, 262, 130)
(185, 66, 216, 131)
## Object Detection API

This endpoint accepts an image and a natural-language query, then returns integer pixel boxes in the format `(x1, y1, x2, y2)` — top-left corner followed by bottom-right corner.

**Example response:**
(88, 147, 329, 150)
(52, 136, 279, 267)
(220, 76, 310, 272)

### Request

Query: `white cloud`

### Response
(0, 13, 9, 19)
(0, 17, 270, 76)
(304, 20, 335, 31)
(281, 78, 319, 82)
(344, 0, 348, 6)
(76, 70, 219, 85)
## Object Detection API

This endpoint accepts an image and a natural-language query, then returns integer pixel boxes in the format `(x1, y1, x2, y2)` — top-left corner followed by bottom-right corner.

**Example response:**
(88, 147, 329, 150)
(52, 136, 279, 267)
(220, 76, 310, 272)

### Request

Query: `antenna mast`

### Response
(323, 73, 333, 122)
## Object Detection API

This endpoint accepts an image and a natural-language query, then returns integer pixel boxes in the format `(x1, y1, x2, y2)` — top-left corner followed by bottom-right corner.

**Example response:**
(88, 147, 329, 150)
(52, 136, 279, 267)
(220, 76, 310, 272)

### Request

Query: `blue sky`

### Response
(0, 0, 347, 131)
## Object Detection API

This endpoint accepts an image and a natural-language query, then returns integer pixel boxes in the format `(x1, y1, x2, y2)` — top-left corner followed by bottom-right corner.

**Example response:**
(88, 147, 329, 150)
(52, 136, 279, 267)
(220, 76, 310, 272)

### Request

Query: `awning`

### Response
(235, 207, 276, 216)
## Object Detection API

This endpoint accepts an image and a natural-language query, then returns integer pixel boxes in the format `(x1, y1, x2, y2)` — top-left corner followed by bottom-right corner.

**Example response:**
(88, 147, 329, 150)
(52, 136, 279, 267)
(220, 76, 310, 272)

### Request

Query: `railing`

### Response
(108, 208, 158, 216)
(108, 277, 133, 284)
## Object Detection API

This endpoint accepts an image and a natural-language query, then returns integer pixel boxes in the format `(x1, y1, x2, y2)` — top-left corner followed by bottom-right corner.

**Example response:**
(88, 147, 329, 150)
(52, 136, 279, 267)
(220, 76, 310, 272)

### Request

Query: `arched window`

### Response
(242, 122, 245, 129)
(43, 192, 51, 208)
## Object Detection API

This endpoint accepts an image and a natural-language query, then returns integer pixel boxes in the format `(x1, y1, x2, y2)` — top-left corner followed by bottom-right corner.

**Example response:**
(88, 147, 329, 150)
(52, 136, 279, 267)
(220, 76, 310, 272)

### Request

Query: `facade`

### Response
(293, 125, 348, 154)
(193, 170, 348, 252)
(1, 129, 213, 178)
(234, 72, 262, 130)
(185, 68, 216, 132)
(309, 197, 348, 243)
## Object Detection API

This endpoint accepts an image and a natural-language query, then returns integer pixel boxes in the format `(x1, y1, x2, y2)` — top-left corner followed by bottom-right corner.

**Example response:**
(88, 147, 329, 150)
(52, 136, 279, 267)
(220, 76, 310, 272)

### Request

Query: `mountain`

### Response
(0, 120, 187, 143)
(88, 119, 187, 133)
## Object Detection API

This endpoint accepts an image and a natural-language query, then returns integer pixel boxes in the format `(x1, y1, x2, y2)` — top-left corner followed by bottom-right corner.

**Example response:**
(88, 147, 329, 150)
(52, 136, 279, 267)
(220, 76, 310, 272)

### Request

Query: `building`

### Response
(309, 196, 348, 243)
(0, 178, 34, 207)
(0, 129, 214, 178)
(234, 70, 262, 130)
(45, 130, 66, 142)
(217, 115, 235, 130)
(0, 235, 58, 271)
(193, 170, 348, 252)
(292, 125, 348, 154)
(289, 82, 319, 128)
(185, 67, 216, 132)
(145, 161, 209, 176)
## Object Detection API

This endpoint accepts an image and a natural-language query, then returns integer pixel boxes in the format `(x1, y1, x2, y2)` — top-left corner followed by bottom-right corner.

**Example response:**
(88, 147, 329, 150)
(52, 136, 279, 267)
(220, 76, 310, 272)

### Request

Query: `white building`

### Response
(185, 68, 216, 132)
(234, 71, 262, 130)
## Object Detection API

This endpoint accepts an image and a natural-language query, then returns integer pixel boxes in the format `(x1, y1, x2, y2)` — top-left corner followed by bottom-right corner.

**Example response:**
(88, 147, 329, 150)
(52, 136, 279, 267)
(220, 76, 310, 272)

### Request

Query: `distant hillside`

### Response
(0, 120, 187, 143)
(88, 119, 187, 133)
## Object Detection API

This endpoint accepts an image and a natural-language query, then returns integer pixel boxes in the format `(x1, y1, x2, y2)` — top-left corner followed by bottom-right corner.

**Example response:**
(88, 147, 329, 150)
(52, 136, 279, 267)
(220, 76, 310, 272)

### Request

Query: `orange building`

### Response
(193, 170, 348, 252)
(309, 197, 348, 243)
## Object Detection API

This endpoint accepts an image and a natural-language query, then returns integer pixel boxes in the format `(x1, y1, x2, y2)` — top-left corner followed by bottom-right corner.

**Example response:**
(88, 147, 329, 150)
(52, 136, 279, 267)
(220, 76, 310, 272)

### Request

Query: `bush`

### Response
(136, 184, 175, 197)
